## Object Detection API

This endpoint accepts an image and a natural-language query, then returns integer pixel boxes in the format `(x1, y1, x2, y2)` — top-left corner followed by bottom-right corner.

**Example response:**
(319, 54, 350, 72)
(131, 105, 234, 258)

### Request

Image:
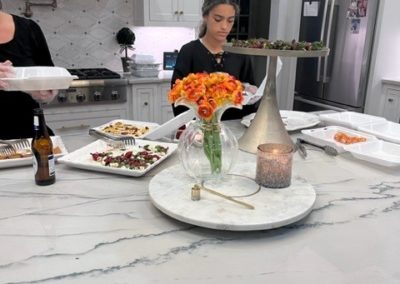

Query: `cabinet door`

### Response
(149, 0, 178, 22)
(159, 83, 174, 123)
(44, 105, 128, 136)
(132, 85, 158, 122)
(383, 88, 400, 122)
(178, 0, 202, 23)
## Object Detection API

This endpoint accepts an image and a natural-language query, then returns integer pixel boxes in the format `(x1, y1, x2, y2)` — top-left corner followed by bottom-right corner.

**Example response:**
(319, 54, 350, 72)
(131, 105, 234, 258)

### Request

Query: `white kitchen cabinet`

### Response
(44, 104, 128, 137)
(381, 81, 400, 122)
(129, 82, 173, 124)
(159, 83, 174, 123)
(133, 0, 202, 27)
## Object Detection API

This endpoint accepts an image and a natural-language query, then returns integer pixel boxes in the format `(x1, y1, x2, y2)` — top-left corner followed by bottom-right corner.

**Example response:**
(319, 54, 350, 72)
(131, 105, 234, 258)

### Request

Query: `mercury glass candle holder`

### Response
(255, 143, 294, 188)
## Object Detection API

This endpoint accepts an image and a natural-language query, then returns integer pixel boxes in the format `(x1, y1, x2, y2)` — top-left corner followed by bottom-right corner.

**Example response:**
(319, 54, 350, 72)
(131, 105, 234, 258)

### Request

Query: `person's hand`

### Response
(29, 90, 59, 103)
(244, 83, 258, 96)
(0, 60, 15, 89)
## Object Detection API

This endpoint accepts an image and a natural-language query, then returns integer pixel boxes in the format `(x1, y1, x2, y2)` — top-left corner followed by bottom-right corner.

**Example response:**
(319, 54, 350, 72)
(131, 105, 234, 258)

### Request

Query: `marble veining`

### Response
(0, 121, 400, 283)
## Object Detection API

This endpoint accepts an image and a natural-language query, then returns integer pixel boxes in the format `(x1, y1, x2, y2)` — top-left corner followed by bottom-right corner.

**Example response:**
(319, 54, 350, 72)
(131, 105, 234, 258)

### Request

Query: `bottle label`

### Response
(48, 155, 56, 176)
(33, 115, 39, 131)
(33, 155, 38, 175)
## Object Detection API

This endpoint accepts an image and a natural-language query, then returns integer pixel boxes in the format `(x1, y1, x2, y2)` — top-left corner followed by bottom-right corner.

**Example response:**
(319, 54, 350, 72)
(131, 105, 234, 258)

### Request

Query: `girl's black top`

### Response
(0, 14, 54, 139)
(171, 39, 257, 120)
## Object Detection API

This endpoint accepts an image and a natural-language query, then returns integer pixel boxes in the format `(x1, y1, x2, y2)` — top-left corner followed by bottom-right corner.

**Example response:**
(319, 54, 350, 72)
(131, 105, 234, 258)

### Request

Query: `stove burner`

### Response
(68, 68, 121, 80)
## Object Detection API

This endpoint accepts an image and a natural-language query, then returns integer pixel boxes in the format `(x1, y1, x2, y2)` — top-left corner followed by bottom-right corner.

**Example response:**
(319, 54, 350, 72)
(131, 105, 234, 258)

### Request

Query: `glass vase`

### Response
(178, 117, 238, 182)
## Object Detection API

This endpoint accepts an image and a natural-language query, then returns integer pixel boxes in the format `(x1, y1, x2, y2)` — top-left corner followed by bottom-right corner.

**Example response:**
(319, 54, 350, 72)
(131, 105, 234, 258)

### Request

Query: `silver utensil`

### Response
(191, 184, 255, 210)
(295, 138, 307, 158)
(0, 145, 17, 157)
(88, 129, 136, 148)
(0, 138, 31, 151)
(296, 138, 338, 156)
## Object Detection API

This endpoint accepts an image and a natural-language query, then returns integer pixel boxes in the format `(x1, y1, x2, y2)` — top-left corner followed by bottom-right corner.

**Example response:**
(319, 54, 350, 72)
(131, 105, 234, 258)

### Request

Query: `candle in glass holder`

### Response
(255, 143, 294, 188)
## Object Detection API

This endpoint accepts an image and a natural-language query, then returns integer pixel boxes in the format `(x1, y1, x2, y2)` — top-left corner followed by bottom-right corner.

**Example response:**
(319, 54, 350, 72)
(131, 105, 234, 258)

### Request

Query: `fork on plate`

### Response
(0, 145, 17, 157)
(0, 138, 31, 151)
(88, 129, 136, 148)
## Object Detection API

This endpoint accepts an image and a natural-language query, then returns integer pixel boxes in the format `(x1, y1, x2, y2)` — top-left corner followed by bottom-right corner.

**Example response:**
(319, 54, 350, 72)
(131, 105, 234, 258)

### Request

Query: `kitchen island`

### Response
(0, 121, 399, 284)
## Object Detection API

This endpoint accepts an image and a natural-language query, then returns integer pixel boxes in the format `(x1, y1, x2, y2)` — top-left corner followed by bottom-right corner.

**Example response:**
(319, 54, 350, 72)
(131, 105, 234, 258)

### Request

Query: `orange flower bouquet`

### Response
(169, 72, 244, 177)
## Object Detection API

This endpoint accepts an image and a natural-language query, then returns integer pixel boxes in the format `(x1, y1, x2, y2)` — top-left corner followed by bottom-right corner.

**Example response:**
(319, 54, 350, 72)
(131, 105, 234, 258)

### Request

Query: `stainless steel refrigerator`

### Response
(294, 0, 378, 112)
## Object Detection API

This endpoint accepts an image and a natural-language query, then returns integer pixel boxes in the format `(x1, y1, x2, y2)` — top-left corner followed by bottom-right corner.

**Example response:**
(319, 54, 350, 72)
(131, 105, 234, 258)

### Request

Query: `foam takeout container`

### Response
(1, 66, 78, 91)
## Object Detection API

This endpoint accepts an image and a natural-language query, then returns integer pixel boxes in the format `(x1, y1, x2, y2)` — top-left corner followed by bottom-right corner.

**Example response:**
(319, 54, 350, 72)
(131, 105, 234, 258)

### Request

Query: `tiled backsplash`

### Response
(1, 0, 195, 71)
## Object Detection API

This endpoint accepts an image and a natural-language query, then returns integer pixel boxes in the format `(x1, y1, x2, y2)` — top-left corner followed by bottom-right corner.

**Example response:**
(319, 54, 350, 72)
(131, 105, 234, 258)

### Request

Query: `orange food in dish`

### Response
(334, 131, 367, 144)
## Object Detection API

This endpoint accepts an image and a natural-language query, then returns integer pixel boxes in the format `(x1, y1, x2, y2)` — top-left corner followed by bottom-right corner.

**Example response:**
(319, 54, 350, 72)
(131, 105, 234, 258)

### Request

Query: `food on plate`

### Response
(334, 131, 367, 144)
(90, 144, 169, 170)
(101, 121, 150, 137)
(231, 38, 325, 51)
(0, 146, 62, 160)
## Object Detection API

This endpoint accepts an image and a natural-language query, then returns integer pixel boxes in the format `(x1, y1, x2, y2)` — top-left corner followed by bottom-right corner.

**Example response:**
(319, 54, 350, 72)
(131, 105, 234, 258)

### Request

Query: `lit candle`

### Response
(255, 143, 294, 188)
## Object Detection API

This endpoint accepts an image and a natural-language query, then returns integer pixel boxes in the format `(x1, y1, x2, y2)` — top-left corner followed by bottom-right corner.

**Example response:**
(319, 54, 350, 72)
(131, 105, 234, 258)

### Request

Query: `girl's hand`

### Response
(29, 89, 59, 103)
(0, 60, 15, 90)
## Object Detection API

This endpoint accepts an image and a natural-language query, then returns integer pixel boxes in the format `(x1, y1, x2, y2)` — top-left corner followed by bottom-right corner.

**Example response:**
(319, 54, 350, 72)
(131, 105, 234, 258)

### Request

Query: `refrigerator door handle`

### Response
(323, 0, 336, 83)
(317, 0, 330, 82)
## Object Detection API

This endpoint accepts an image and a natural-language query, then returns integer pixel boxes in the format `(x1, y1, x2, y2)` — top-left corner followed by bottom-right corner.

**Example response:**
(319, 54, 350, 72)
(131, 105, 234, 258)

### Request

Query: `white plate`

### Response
(241, 110, 320, 131)
(149, 163, 316, 231)
(1, 67, 78, 91)
(301, 126, 377, 153)
(91, 119, 160, 139)
(344, 140, 400, 167)
(58, 139, 177, 177)
(145, 109, 196, 140)
(0, 136, 68, 169)
(318, 111, 386, 129)
(357, 121, 400, 144)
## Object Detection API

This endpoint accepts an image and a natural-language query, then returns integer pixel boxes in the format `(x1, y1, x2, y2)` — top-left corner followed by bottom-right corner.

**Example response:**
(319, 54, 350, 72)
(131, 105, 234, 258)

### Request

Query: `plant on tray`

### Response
(169, 72, 244, 181)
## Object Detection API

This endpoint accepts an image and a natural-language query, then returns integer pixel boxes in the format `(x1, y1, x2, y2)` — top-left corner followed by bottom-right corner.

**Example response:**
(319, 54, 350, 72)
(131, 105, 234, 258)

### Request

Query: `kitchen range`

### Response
(44, 68, 128, 107)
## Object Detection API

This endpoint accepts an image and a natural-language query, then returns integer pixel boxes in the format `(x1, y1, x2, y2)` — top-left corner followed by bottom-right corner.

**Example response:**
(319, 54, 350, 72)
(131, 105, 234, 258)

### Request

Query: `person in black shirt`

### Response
(171, 0, 257, 120)
(0, 11, 57, 139)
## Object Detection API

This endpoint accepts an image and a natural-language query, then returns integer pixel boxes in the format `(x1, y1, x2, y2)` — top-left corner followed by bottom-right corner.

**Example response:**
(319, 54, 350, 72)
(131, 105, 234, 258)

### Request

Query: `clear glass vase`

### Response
(178, 117, 239, 182)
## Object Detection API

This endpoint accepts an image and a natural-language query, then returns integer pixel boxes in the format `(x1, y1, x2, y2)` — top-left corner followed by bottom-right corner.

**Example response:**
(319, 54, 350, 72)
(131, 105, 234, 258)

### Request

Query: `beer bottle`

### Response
(31, 108, 56, 186)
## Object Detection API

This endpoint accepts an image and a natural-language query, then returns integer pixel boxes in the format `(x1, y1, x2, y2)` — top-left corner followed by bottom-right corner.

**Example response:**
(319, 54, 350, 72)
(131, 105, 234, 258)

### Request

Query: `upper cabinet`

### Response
(133, 0, 202, 28)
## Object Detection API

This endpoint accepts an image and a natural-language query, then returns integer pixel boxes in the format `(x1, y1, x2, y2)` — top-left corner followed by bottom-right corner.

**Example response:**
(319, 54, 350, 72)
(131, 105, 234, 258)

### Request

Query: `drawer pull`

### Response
(388, 98, 394, 102)
(144, 102, 149, 106)
(57, 124, 90, 131)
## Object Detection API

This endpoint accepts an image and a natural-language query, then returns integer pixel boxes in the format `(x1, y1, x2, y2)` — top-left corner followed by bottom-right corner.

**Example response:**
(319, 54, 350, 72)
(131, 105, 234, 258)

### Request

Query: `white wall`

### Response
(1, 0, 195, 71)
(364, 0, 400, 115)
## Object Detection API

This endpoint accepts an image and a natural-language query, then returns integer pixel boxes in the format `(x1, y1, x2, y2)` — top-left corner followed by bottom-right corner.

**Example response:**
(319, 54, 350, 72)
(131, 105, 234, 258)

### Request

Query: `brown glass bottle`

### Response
(31, 108, 56, 186)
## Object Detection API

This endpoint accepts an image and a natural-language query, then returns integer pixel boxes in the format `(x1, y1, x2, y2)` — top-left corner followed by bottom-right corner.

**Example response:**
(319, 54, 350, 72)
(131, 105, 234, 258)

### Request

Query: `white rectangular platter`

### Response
(91, 119, 160, 139)
(301, 126, 377, 153)
(357, 121, 400, 144)
(1, 67, 77, 91)
(0, 136, 68, 169)
(241, 110, 320, 131)
(58, 139, 177, 177)
(344, 140, 400, 167)
(318, 111, 386, 129)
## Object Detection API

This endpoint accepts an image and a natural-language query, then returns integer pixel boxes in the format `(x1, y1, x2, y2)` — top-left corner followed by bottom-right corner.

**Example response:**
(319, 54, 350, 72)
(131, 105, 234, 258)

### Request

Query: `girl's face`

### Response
(204, 4, 236, 42)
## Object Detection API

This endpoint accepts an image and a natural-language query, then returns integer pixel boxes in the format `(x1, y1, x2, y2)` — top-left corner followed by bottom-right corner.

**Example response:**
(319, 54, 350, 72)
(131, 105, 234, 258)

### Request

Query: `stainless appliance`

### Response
(44, 68, 128, 107)
(294, 0, 378, 112)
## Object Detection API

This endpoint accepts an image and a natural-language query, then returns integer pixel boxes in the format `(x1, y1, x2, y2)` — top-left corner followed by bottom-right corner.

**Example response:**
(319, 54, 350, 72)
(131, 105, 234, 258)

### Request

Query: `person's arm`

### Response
(28, 20, 58, 103)
(29, 20, 54, 66)
(170, 45, 193, 116)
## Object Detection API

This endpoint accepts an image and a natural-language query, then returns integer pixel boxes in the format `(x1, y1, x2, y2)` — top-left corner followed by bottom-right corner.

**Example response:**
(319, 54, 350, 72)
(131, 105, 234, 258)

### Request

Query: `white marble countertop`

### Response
(1, 121, 400, 283)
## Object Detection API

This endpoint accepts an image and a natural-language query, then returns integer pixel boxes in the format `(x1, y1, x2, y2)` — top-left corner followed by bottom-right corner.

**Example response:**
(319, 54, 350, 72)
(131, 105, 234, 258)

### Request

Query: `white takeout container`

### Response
(318, 111, 386, 129)
(357, 121, 400, 144)
(344, 140, 400, 167)
(301, 126, 377, 153)
(1, 66, 78, 91)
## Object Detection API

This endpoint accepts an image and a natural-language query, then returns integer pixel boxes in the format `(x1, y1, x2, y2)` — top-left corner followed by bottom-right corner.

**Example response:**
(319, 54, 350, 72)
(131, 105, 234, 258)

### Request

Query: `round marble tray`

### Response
(148, 164, 316, 231)
(223, 43, 330, 58)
